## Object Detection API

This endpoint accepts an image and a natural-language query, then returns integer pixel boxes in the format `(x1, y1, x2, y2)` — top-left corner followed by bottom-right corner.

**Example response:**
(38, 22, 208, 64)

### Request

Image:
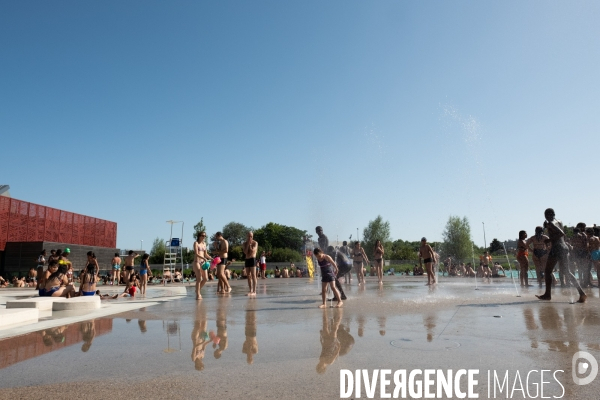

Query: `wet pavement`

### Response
(0, 276, 599, 399)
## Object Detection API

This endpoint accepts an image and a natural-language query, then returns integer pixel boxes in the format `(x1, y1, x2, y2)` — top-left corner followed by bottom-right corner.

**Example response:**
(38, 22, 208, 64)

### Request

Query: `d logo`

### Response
(572, 351, 598, 385)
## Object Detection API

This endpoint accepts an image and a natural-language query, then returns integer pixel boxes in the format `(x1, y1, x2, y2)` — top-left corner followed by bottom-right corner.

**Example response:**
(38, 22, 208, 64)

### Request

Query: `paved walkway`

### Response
(0, 276, 598, 399)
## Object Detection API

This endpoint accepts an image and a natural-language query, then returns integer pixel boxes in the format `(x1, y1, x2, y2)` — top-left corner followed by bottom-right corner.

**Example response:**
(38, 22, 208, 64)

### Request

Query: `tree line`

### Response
(148, 215, 488, 265)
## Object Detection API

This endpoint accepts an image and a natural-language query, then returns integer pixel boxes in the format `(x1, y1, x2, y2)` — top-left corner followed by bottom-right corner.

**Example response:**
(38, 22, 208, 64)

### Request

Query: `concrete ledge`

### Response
(52, 296, 101, 311)
(6, 297, 57, 311)
(0, 308, 39, 329)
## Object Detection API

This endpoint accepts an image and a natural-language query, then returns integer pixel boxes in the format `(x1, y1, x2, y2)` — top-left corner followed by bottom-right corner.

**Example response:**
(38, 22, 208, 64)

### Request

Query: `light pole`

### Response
(482, 222, 487, 250)
(141, 240, 143, 252)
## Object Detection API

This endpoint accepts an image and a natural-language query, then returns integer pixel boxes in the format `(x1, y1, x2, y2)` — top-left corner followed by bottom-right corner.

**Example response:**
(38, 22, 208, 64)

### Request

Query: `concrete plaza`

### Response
(0, 276, 598, 399)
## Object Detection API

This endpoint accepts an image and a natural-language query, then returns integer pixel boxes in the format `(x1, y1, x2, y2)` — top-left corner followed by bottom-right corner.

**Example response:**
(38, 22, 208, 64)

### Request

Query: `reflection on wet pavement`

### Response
(0, 319, 112, 369)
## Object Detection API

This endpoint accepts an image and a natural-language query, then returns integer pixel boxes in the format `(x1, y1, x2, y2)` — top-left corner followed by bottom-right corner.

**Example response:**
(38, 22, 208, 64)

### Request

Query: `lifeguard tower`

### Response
(163, 220, 184, 285)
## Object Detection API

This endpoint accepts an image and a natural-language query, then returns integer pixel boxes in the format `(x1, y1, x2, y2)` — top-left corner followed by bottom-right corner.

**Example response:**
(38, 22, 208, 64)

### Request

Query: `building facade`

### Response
(0, 196, 117, 275)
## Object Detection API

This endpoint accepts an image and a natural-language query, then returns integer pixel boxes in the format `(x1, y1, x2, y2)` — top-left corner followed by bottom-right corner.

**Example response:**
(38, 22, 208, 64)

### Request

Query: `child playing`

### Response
(314, 248, 342, 308)
(118, 276, 139, 297)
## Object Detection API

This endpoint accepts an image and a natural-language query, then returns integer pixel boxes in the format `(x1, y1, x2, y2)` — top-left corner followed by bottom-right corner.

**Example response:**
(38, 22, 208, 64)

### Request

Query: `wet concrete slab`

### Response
(0, 276, 598, 399)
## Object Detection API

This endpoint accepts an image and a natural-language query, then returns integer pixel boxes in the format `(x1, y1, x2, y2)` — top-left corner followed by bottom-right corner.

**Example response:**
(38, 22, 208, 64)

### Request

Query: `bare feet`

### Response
(196, 295, 202, 300)
(335, 302, 343, 308)
(535, 294, 551, 301)
(577, 294, 587, 303)
(318, 304, 326, 309)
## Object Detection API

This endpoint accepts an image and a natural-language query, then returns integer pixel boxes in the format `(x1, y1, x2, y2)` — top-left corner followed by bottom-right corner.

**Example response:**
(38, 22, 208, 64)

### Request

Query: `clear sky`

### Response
(2, 1, 599, 251)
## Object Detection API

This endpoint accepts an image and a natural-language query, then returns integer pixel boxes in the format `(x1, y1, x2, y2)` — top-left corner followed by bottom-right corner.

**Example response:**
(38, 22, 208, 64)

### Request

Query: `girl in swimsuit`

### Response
(352, 241, 368, 285)
(79, 259, 97, 296)
(314, 248, 343, 308)
(373, 240, 384, 284)
(139, 253, 151, 295)
(193, 231, 212, 300)
(111, 253, 121, 286)
(43, 264, 75, 297)
(526, 226, 553, 287)
(517, 231, 532, 287)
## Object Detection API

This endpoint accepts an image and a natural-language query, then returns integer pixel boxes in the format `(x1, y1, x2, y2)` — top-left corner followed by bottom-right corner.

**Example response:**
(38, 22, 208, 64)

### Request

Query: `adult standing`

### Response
(526, 226, 550, 287)
(339, 241, 351, 258)
(326, 246, 349, 300)
(480, 251, 492, 270)
(316, 226, 329, 250)
(139, 253, 152, 295)
(536, 208, 586, 303)
(352, 241, 368, 284)
(419, 238, 437, 286)
(111, 253, 122, 286)
(339, 241, 352, 283)
(214, 232, 231, 293)
(373, 240, 384, 284)
(571, 223, 591, 288)
(243, 231, 258, 296)
(193, 231, 212, 300)
(124, 250, 139, 284)
(586, 227, 600, 291)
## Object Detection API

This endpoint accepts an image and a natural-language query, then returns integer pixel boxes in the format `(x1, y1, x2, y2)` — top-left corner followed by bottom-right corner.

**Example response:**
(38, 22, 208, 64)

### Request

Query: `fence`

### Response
(0, 197, 117, 251)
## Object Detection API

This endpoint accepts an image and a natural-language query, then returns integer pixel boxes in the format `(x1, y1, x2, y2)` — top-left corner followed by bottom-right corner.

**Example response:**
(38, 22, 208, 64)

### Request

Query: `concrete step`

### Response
(0, 308, 39, 329)
(6, 297, 57, 311)
(52, 296, 101, 311)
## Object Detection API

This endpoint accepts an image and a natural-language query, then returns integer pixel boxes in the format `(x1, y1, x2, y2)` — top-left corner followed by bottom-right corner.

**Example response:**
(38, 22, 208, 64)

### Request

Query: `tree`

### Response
(253, 222, 307, 252)
(362, 215, 392, 258)
(269, 248, 303, 262)
(489, 238, 503, 253)
(222, 221, 251, 246)
(193, 218, 207, 241)
(441, 216, 472, 262)
(149, 237, 166, 264)
(182, 247, 194, 264)
(389, 239, 419, 261)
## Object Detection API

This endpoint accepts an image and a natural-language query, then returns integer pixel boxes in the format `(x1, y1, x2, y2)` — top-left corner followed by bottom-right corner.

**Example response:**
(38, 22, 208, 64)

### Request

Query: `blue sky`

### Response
(2, 1, 599, 250)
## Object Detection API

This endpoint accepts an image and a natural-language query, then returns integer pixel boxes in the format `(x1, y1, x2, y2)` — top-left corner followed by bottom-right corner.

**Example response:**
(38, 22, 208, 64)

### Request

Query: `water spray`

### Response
(503, 242, 521, 297)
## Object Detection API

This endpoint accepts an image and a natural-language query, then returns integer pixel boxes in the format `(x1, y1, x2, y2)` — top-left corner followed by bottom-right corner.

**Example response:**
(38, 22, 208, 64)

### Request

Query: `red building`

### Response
(0, 190, 118, 275)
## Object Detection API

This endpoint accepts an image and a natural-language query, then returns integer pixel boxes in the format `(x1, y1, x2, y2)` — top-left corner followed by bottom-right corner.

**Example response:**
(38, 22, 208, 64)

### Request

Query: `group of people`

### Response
(26, 248, 150, 298)
(5, 208, 597, 307)
(520, 208, 598, 303)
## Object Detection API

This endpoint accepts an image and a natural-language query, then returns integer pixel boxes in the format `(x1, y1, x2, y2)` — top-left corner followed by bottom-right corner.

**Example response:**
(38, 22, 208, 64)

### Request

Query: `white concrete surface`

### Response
(6, 297, 57, 311)
(51, 296, 101, 311)
(0, 308, 39, 329)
